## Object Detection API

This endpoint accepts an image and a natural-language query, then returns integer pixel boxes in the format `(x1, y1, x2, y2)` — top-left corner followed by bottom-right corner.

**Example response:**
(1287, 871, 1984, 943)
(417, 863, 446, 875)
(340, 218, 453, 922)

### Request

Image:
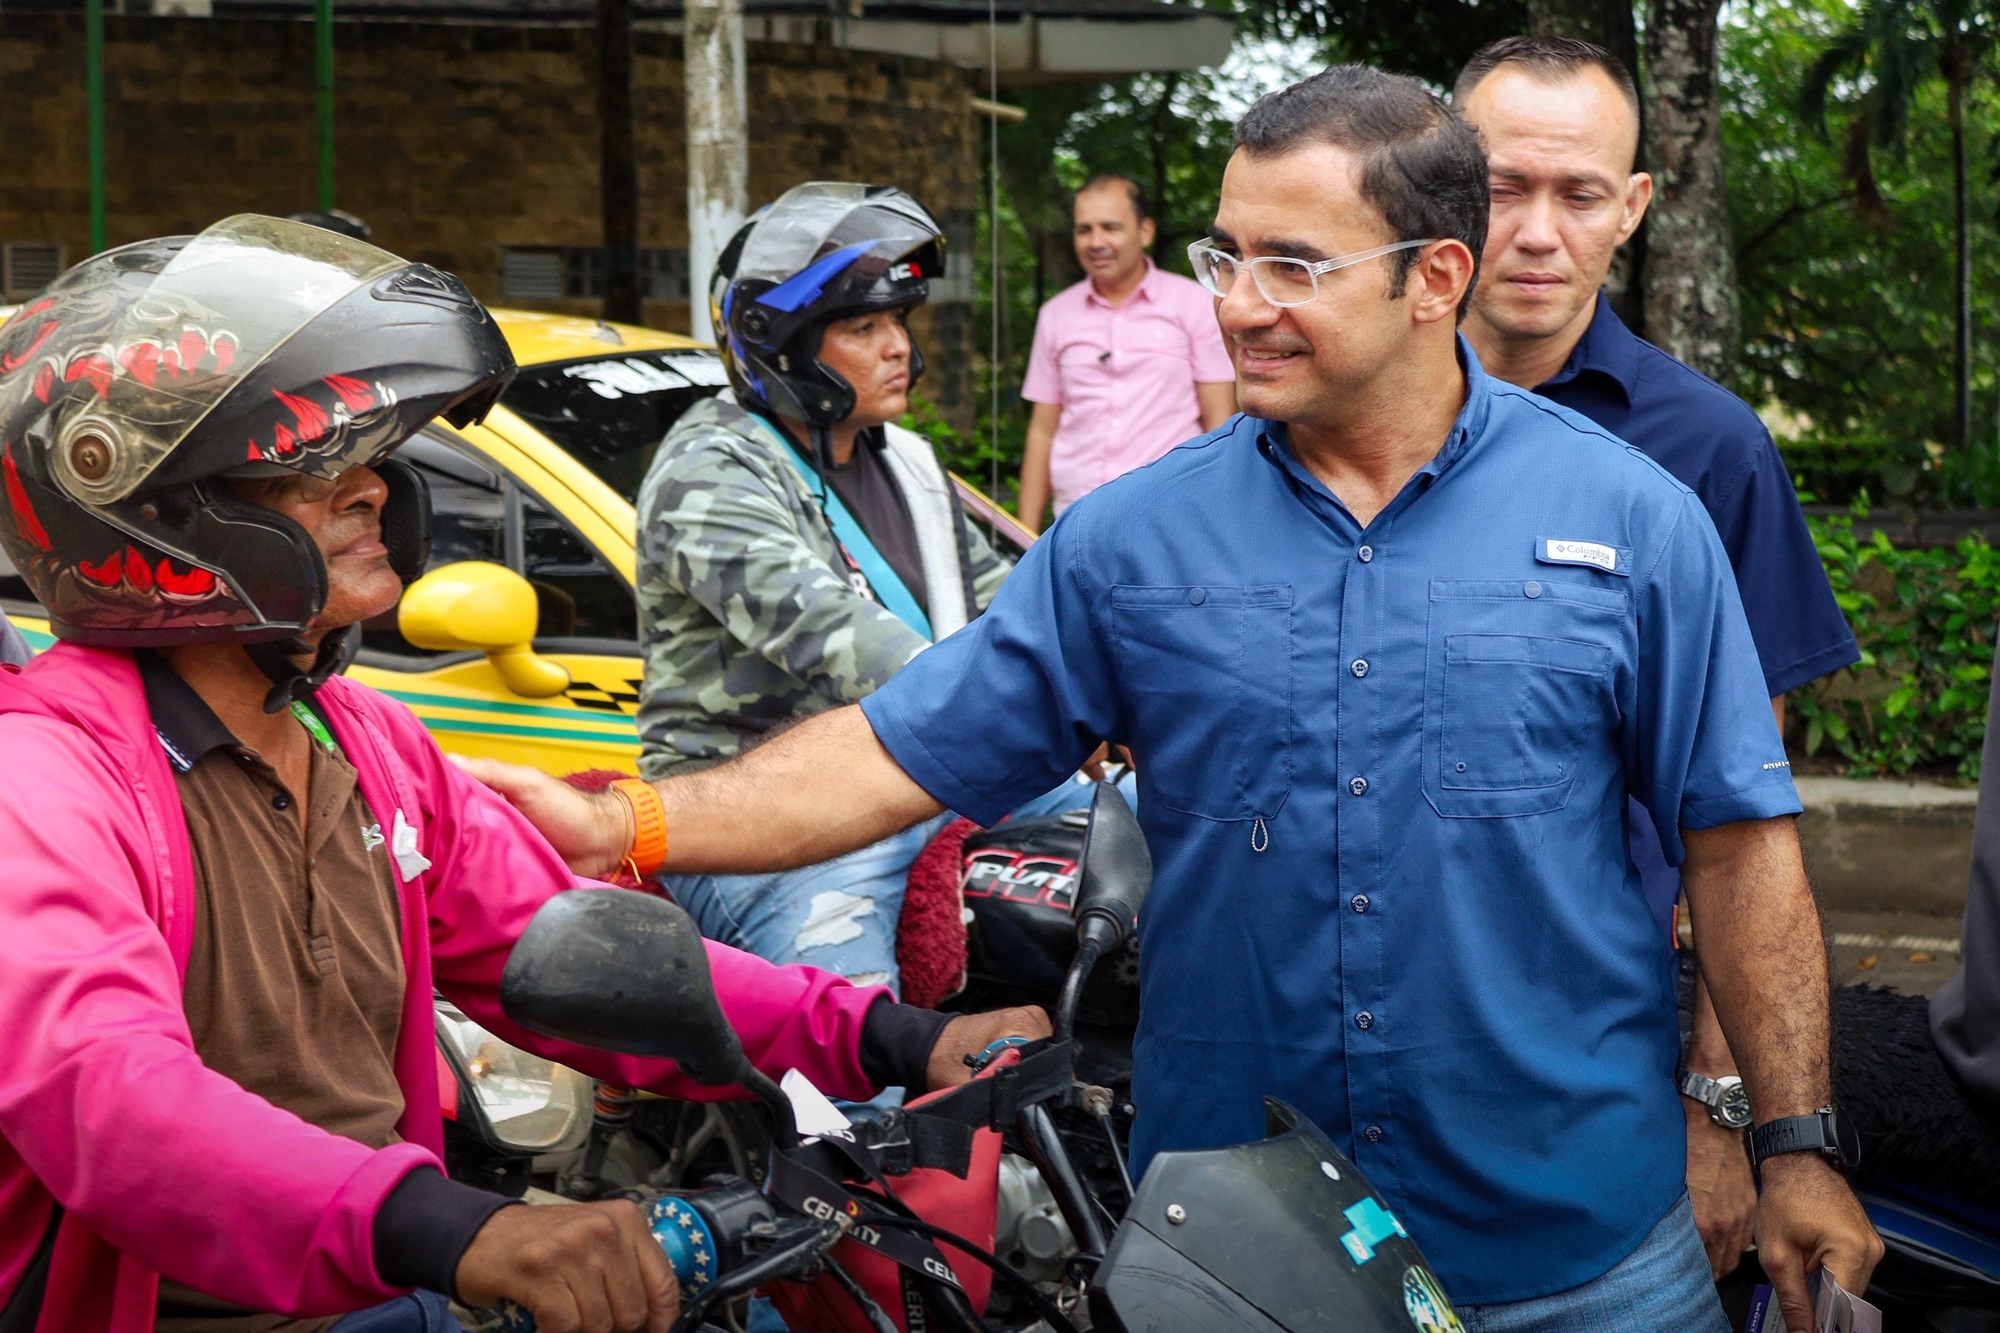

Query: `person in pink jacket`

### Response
(0, 217, 1041, 1333)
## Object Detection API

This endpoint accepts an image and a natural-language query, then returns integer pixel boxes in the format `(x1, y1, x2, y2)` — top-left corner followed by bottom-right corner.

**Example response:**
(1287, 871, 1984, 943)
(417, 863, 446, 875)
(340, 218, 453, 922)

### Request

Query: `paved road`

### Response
(1826, 910, 1963, 996)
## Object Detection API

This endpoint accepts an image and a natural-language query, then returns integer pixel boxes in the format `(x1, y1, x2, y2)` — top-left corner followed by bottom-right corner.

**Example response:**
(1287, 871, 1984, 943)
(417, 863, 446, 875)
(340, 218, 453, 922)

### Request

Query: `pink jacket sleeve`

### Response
(0, 715, 434, 1317)
(385, 701, 887, 1104)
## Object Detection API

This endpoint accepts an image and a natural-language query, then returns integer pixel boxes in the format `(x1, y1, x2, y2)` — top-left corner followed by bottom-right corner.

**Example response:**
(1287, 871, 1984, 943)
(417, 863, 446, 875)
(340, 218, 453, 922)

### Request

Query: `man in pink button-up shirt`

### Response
(1017, 176, 1237, 531)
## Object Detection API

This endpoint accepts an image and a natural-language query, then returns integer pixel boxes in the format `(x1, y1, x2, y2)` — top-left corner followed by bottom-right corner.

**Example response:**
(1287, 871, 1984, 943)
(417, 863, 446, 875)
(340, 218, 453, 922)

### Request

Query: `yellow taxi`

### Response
(0, 309, 1031, 776)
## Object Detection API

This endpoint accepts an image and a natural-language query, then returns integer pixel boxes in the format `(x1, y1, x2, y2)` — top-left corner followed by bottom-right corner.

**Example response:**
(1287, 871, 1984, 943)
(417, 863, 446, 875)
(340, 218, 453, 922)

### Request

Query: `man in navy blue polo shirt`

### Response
(464, 66, 1880, 1332)
(1454, 36, 1862, 1281)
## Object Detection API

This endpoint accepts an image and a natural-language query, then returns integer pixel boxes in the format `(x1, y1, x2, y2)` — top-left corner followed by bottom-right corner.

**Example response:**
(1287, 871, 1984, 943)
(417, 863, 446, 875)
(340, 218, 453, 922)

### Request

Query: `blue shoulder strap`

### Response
(748, 414, 934, 642)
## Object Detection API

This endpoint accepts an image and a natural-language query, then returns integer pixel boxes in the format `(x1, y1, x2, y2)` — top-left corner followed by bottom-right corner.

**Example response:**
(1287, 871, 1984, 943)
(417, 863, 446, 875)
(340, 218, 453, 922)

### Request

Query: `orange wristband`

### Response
(610, 778, 669, 878)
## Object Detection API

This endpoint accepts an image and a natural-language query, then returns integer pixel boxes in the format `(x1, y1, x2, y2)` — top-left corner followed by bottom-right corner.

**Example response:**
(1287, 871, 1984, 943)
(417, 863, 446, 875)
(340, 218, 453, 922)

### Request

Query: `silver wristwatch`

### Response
(1680, 1070, 1754, 1130)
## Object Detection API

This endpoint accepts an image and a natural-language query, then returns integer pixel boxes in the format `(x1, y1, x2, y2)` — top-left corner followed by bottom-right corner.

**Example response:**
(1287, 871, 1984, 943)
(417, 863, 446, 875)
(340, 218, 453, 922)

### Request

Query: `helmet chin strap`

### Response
(247, 624, 361, 714)
(810, 424, 835, 483)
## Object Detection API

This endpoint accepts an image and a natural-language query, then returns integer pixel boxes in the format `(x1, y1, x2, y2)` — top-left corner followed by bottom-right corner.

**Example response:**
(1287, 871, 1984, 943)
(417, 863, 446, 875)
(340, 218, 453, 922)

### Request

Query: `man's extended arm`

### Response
(1681, 815, 1882, 1330)
(1684, 692, 1790, 1279)
(1017, 401, 1061, 535)
(457, 704, 938, 882)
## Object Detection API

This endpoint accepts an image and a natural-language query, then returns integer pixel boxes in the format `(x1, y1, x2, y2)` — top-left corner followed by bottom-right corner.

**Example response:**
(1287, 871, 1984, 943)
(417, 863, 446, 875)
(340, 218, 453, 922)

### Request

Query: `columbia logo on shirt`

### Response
(1543, 539, 1618, 573)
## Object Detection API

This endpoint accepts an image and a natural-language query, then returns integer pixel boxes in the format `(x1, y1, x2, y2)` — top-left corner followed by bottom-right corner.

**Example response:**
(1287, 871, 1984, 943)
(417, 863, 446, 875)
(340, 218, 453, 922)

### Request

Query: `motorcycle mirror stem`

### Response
(500, 889, 801, 1146)
(1057, 782, 1152, 1043)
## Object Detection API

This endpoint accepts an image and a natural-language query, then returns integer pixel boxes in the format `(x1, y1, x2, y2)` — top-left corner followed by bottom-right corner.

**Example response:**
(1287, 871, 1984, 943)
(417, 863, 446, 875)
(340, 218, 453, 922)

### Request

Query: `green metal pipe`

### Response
(86, 0, 105, 253)
(316, 0, 334, 209)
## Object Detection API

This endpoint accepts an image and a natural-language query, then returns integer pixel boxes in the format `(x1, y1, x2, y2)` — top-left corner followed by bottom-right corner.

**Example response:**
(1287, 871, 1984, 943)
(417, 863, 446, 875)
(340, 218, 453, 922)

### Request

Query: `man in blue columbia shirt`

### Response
(1453, 37, 1863, 1282)
(464, 66, 1880, 1333)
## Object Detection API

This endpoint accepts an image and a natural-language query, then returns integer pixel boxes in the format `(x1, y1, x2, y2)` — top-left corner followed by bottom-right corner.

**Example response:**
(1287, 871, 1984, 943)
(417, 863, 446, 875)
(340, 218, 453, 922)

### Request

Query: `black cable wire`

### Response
(852, 1213, 1085, 1333)
(1053, 940, 1100, 1044)
(669, 1223, 843, 1333)
(825, 1258, 901, 1333)
(1096, 1109, 1135, 1200)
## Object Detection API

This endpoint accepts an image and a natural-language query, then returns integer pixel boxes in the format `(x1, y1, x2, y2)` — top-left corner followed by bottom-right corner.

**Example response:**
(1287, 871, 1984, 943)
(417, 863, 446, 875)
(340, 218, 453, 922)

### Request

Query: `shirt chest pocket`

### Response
(1424, 580, 1624, 818)
(1111, 583, 1293, 823)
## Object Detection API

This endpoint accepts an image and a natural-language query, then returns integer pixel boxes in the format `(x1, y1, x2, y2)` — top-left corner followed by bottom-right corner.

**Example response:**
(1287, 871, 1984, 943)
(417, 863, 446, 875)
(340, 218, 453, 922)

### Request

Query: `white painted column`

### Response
(684, 0, 747, 343)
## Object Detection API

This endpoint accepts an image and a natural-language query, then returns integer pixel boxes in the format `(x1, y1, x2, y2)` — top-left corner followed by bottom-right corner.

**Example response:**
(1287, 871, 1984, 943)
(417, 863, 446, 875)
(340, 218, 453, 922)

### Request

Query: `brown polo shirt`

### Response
(141, 655, 406, 1333)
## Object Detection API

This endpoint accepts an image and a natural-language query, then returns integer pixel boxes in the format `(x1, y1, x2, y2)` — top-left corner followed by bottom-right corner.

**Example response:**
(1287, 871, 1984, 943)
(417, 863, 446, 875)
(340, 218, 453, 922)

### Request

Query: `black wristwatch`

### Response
(1679, 1070, 1754, 1130)
(1750, 1105, 1861, 1176)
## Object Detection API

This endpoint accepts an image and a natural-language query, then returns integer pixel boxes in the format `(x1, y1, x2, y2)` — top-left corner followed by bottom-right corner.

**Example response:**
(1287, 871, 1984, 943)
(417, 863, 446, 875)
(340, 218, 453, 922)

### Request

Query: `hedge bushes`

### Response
(1793, 504, 2000, 780)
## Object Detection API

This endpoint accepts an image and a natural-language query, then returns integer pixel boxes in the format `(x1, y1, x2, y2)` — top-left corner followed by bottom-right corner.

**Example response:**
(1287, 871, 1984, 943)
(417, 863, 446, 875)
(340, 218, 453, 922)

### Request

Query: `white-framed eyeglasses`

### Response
(1186, 237, 1437, 308)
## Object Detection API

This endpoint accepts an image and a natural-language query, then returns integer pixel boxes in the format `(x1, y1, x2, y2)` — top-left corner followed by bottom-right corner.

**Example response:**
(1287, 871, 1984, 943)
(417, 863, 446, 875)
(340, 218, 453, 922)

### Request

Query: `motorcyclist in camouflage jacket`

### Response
(636, 184, 1097, 1017)
(634, 390, 1008, 775)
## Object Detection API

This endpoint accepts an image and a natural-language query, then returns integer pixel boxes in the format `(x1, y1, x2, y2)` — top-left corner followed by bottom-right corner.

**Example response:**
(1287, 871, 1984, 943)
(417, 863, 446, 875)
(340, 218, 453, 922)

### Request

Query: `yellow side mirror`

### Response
(399, 561, 572, 698)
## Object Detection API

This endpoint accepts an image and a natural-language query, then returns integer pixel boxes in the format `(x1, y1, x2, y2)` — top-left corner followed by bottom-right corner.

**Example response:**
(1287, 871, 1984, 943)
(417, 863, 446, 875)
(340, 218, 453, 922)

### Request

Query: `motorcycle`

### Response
(472, 783, 1469, 1333)
(1831, 985, 2000, 1332)
(436, 995, 775, 1210)
(434, 794, 1143, 1281)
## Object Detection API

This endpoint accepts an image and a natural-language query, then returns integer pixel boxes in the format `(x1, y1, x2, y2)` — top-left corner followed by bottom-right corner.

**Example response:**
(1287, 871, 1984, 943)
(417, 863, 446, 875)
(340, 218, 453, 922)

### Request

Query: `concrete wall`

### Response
(0, 13, 982, 423)
(1797, 777, 1979, 916)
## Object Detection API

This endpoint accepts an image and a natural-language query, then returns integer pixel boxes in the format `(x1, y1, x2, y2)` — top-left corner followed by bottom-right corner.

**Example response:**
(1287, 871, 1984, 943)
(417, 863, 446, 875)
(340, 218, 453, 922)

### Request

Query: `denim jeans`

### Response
(329, 1291, 465, 1332)
(1456, 1194, 1728, 1333)
(663, 774, 1111, 998)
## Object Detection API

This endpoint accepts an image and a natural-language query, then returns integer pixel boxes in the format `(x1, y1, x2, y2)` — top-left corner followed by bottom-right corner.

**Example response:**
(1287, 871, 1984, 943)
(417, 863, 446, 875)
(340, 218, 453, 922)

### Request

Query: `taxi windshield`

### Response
(501, 350, 729, 501)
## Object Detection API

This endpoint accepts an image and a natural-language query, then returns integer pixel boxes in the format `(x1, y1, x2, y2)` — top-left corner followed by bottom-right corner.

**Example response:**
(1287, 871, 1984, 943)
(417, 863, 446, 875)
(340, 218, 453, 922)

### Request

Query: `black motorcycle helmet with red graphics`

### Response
(0, 214, 514, 651)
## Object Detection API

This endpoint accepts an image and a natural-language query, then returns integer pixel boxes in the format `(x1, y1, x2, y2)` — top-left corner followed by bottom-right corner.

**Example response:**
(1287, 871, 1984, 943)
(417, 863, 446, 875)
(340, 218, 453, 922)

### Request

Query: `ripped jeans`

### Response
(662, 775, 1107, 997)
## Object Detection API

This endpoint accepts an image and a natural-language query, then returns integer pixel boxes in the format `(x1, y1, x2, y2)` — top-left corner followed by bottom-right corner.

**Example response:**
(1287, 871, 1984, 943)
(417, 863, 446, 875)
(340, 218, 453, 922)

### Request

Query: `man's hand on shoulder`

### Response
(1754, 1154, 1884, 1333)
(452, 755, 629, 880)
(455, 1199, 680, 1333)
(926, 1006, 1053, 1090)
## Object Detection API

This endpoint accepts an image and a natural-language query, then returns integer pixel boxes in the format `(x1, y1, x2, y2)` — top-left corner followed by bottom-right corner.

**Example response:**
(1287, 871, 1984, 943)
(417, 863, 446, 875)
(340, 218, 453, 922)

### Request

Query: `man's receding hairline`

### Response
(1461, 65, 1642, 170)
(1075, 176, 1147, 224)
(1459, 56, 1640, 118)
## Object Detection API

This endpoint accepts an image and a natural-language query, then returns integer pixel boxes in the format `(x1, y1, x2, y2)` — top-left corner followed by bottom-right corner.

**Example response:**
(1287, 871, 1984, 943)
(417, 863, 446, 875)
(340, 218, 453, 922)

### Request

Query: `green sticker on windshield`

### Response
(1403, 1267, 1465, 1333)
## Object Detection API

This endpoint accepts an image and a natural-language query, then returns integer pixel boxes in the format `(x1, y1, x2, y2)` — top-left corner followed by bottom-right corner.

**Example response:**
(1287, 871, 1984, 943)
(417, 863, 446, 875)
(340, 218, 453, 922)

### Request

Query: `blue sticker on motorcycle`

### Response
(1339, 1197, 1408, 1264)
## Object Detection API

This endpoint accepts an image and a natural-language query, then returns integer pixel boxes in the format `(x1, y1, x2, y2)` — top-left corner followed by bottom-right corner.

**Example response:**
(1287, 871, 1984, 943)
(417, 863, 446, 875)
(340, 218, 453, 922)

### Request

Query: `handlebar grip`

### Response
(467, 1196, 720, 1332)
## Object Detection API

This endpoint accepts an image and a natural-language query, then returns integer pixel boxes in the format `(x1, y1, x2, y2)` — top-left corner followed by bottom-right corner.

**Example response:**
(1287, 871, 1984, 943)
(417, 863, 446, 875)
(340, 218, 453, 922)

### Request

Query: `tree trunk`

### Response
(596, 0, 641, 325)
(685, 0, 747, 342)
(1525, 0, 1639, 90)
(1641, 0, 1737, 381)
(1148, 73, 1180, 265)
(1526, 0, 1646, 332)
(1951, 70, 1972, 450)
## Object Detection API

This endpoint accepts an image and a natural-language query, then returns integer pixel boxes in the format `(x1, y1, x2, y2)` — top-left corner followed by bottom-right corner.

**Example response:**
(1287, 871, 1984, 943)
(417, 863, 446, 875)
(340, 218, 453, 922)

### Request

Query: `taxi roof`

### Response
(489, 308, 712, 368)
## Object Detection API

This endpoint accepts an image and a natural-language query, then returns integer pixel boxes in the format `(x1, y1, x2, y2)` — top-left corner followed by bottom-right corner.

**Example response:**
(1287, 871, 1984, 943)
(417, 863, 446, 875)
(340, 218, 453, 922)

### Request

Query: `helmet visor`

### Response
(59, 214, 404, 505)
(733, 183, 942, 290)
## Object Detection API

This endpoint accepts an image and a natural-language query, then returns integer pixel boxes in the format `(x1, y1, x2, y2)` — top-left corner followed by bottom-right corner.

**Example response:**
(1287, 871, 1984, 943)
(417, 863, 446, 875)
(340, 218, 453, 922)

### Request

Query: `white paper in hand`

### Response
(1812, 1273, 1882, 1333)
(1746, 1273, 1883, 1333)
(781, 1068, 856, 1141)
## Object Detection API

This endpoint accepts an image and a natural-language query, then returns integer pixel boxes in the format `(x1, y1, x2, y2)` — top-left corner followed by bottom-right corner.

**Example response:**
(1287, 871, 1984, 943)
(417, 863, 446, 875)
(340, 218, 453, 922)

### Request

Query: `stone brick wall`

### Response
(0, 13, 982, 422)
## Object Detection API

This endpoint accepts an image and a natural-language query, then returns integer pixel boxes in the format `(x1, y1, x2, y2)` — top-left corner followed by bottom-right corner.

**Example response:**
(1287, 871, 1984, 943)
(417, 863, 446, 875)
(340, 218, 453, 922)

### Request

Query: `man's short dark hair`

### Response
(1076, 175, 1150, 224)
(1233, 64, 1488, 318)
(1452, 35, 1640, 117)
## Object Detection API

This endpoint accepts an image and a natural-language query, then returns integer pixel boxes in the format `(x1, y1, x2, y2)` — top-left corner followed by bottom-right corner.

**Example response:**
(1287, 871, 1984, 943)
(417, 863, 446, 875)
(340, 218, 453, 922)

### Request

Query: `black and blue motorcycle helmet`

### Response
(710, 183, 945, 430)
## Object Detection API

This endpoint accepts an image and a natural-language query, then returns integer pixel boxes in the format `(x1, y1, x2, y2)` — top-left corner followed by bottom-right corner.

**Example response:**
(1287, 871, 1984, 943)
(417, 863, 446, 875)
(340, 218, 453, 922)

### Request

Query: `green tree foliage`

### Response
(1794, 504, 2000, 776)
(1728, 0, 2000, 499)
(1799, 0, 1999, 450)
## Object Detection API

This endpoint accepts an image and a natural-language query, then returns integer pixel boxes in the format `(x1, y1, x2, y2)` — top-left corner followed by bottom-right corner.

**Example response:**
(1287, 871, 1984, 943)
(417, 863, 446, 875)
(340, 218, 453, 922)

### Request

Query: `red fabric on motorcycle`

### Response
(898, 817, 978, 1009)
(764, 1050, 1011, 1331)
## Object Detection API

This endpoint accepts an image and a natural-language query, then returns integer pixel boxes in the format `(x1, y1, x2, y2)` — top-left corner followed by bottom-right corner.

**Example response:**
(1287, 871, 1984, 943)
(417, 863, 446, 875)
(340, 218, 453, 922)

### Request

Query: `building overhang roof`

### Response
(133, 0, 1236, 81)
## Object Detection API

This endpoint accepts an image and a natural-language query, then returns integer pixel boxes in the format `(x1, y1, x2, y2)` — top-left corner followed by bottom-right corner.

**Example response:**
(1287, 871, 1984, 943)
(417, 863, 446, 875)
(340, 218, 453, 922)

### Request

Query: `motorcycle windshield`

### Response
(1103, 1099, 1464, 1333)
